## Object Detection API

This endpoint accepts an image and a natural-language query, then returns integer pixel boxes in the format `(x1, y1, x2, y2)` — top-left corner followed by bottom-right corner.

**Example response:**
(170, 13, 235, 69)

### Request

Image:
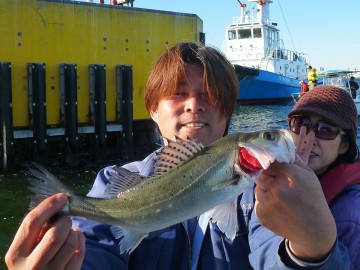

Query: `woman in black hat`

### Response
(254, 85, 360, 269)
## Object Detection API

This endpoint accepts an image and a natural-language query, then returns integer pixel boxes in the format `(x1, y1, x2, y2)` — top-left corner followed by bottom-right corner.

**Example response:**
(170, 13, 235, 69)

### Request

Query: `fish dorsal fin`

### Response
(154, 136, 204, 176)
(105, 167, 146, 198)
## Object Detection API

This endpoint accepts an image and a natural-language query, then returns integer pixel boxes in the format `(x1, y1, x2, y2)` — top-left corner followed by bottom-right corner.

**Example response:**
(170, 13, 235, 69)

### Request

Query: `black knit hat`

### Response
(288, 85, 358, 147)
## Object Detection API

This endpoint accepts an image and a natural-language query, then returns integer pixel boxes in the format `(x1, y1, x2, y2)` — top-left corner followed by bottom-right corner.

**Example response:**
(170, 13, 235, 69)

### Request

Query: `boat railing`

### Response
(319, 76, 349, 89)
(232, 15, 275, 26)
(318, 75, 357, 98)
(265, 46, 308, 64)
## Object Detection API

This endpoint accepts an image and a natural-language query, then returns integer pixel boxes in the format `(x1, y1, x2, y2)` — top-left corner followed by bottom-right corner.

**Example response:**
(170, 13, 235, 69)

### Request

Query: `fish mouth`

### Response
(237, 142, 276, 172)
(238, 147, 263, 174)
(236, 130, 295, 173)
(235, 129, 296, 176)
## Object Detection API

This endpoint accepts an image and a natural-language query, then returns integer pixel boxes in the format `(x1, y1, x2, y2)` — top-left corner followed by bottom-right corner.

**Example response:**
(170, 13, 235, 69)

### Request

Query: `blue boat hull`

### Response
(237, 69, 301, 105)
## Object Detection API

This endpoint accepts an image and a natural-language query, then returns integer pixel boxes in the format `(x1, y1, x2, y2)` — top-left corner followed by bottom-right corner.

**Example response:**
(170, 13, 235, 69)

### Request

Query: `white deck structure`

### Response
(224, 0, 308, 80)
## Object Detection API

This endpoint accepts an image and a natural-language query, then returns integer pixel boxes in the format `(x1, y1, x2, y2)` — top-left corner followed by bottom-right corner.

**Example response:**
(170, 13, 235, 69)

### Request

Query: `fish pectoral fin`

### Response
(211, 178, 239, 191)
(206, 202, 238, 240)
(106, 167, 146, 198)
(111, 226, 148, 254)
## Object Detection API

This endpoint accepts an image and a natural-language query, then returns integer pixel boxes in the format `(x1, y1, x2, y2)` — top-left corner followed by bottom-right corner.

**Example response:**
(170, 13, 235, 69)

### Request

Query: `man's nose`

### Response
(184, 95, 205, 113)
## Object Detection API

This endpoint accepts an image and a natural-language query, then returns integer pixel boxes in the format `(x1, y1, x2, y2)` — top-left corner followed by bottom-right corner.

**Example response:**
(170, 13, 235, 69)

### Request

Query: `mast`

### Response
(252, 0, 272, 23)
(238, 0, 273, 24)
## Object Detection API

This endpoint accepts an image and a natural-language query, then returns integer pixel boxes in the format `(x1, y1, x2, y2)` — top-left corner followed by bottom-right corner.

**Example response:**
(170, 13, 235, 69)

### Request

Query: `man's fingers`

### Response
(47, 227, 85, 269)
(28, 216, 72, 268)
(7, 193, 68, 256)
(5, 200, 85, 270)
(65, 229, 86, 270)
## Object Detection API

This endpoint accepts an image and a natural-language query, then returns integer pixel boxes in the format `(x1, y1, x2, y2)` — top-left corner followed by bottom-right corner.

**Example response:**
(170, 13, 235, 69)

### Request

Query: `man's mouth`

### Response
(184, 122, 206, 128)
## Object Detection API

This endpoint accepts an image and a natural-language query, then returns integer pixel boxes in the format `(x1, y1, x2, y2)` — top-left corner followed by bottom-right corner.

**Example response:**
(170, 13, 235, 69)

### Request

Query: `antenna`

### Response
(237, 0, 247, 8)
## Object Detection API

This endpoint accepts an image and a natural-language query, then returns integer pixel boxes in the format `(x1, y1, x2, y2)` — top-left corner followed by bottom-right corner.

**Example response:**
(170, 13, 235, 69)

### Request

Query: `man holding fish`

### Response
(6, 43, 348, 269)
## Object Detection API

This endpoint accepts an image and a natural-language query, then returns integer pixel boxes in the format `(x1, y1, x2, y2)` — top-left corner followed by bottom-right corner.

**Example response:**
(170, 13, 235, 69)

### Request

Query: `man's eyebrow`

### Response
(178, 79, 188, 85)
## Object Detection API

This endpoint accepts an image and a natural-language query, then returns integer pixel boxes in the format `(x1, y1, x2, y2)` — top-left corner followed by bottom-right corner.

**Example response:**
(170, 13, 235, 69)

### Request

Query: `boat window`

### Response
(238, 29, 251, 39)
(253, 28, 262, 38)
(228, 30, 237, 40)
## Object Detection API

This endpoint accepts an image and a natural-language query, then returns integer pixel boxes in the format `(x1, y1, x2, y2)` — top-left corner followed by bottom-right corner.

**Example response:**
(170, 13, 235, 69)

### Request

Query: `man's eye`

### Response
(175, 92, 187, 97)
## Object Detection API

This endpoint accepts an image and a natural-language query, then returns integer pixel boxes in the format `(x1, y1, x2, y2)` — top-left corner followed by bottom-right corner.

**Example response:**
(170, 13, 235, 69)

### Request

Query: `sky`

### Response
(83, 0, 360, 71)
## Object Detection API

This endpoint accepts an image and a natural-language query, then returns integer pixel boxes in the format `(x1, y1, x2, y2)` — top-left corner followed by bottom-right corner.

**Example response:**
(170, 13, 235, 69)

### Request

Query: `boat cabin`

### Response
(225, 0, 308, 80)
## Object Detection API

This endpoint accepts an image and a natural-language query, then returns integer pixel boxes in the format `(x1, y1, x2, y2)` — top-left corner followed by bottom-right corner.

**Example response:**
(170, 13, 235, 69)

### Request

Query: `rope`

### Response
(277, 0, 296, 52)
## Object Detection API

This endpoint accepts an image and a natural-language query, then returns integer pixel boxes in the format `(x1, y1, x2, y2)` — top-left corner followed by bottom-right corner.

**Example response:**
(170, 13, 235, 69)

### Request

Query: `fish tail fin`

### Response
(28, 162, 75, 210)
(111, 226, 148, 254)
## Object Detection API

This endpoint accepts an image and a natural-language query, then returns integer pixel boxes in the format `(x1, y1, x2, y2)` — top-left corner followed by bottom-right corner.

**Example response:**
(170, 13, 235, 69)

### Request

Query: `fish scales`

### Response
(70, 136, 239, 229)
(28, 129, 295, 253)
(102, 134, 241, 226)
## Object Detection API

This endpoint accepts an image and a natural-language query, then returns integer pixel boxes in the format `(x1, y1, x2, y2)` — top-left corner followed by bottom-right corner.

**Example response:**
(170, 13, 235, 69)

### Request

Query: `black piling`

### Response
(28, 63, 47, 164)
(60, 63, 79, 167)
(116, 64, 133, 160)
(89, 64, 108, 161)
(0, 62, 14, 170)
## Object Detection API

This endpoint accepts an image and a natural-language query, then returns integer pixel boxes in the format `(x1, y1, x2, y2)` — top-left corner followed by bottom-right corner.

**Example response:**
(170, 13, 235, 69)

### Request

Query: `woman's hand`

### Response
(5, 193, 85, 270)
(295, 125, 315, 165)
(254, 156, 336, 262)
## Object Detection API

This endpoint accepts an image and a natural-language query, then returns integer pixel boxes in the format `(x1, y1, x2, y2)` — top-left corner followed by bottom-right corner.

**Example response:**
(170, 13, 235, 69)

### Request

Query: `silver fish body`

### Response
(29, 129, 295, 253)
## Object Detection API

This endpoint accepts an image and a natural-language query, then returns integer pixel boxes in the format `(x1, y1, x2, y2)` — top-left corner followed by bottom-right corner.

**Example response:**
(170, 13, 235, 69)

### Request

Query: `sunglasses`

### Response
(288, 115, 345, 140)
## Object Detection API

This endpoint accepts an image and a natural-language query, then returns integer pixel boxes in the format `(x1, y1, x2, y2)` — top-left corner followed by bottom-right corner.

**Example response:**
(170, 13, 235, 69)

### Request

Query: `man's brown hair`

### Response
(145, 42, 238, 119)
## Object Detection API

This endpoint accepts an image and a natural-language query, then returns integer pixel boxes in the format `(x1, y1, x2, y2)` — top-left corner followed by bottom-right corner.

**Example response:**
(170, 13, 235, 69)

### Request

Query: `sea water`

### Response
(0, 104, 359, 266)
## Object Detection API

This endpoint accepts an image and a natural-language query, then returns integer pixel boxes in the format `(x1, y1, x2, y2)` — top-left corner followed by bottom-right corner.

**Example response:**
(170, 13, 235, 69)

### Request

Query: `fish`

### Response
(28, 128, 295, 254)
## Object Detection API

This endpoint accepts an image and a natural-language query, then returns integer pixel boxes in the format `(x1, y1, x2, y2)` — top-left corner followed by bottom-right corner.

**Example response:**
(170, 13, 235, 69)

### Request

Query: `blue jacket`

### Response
(320, 159, 360, 270)
(73, 152, 350, 269)
(331, 184, 360, 269)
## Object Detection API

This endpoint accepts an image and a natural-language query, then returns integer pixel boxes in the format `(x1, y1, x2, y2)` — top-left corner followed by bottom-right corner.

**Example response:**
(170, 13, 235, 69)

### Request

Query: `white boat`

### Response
(317, 70, 360, 115)
(224, 0, 309, 104)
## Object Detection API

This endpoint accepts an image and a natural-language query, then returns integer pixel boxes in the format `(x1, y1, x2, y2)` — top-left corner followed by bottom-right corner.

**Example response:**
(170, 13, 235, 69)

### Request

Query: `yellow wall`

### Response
(0, 0, 203, 127)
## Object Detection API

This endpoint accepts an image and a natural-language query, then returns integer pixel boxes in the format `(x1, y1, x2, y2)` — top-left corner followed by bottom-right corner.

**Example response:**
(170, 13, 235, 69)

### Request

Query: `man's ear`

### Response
(150, 109, 159, 124)
(339, 139, 350, 155)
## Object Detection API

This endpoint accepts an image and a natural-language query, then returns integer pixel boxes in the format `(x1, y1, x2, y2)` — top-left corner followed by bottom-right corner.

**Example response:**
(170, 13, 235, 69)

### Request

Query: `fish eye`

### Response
(262, 131, 276, 141)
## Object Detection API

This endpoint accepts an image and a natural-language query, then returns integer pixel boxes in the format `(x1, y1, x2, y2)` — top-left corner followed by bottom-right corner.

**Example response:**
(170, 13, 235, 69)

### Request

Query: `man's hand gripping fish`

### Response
(28, 129, 295, 254)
